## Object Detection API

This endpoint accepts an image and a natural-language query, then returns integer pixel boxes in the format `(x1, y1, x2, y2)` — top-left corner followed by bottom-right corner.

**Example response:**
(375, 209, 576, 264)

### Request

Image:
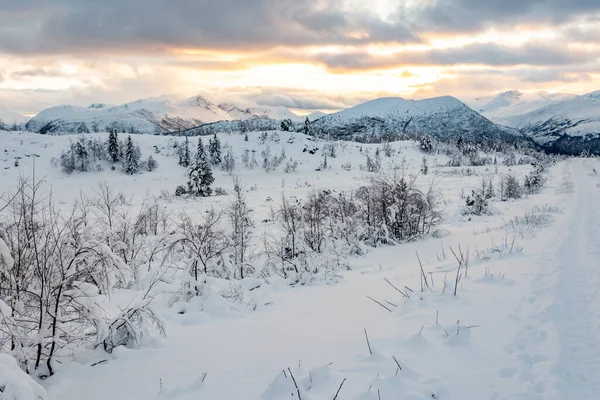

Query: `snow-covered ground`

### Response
(1, 130, 599, 399)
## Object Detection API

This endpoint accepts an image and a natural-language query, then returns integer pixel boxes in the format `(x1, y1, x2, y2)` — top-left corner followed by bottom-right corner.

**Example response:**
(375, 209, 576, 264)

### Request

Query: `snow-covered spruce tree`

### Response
(208, 133, 222, 166)
(74, 135, 89, 172)
(187, 138, 214, 197)
(178, 136, 191, 168)
(107, 131, 120, 163)
(500, 174, 521, 201)
(146, 155, 158, 172)
(228, 177, 253, 279)
(419, 136, 434, 153)
(421, 157, 428, 175)
(222, 149, 235, 174)
(303, 117, 312, 136)
(124, 135, 140, 175)
(280, 119, 293, 132)
(0, 178, 132, 377)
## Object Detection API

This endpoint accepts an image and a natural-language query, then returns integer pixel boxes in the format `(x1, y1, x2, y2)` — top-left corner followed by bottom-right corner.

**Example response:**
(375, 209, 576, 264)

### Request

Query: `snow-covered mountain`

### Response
(25, 95, 302, 134)
(310, 96, 528, 146)
(0, 107, 27, 126)
(217, 103, 303, 122)
(467, 90, 577, 124)
(493, 91, 600, 154)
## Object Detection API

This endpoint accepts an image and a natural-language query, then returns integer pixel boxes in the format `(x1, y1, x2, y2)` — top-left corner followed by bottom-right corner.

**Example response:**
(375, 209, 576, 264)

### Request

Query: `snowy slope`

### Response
(26, 95, 302, 135)
(306, 111, 328, 121)
(2, 130, 597, 400)
(218, 103, 303, 122)
(498, 91, 600, 154)
(311, 96, 528, 145)
(467, 90, 577, 123)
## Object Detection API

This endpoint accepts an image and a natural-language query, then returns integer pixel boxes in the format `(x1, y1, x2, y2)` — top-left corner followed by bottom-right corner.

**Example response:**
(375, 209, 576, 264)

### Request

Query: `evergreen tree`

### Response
(179, 136, 191, 167)
(124, 135, 139, 175)
(303, 117, 311, 136)
(107, 131, 120, 163)
(208, 133, 222, 165)
(75, 135, 89, 171)
(146, 155, 158, 172)
(187, 137, 214, 197)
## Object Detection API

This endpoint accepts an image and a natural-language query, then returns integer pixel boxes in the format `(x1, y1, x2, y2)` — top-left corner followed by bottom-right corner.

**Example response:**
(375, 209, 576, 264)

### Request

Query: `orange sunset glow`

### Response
(0, 0, 599, 116)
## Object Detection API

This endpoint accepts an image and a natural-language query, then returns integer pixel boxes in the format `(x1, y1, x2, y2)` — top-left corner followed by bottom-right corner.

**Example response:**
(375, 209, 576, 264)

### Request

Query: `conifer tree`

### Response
(75, 135, 89, 171)
(209, 133, 222, 165)
(107, 131, 120, 163)
(179, 136, 191, 167)
(303, 117, 311, 136)
(187, 137, 214, 197)
(124, 135, 139, 175)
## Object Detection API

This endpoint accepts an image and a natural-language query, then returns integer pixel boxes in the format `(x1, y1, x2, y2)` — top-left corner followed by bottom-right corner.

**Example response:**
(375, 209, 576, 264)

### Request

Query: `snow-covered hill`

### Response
(482, 91, 600, 155)
(467, 90, 577, 124)
(311, 96, 528, 146)
(25, 95, 303, 135)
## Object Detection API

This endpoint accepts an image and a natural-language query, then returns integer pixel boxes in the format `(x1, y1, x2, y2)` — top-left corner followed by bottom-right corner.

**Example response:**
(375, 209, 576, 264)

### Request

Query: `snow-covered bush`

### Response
(0, 354, 48, 400)
(103, 301, 165, 353)
(0, 179, 132, 377)
(523, 163, 547, 195)
(356, 174, 442, 244)
(504, 206, 555, 237)
(462, 190, 490, 216)
(500, 174, 521, 201)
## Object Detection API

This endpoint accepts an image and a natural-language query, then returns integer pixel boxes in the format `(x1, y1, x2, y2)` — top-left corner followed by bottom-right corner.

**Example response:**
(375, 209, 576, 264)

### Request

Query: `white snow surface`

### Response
(25, 95, 305, 134)
(467, 90, 577, 123)
(0, 354, 49, 400)
(469, 90, 600, 138)
(503, 92, 600, 137)
(326, 96, 465, 121)
(0, 130, 599, 399)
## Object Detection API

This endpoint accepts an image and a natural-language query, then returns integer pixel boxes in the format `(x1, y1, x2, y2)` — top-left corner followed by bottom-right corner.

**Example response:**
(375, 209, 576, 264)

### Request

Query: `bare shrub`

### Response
(0, 178, 131, 377)
(504, 207, 554, 237)
(356, 173, 442, 245)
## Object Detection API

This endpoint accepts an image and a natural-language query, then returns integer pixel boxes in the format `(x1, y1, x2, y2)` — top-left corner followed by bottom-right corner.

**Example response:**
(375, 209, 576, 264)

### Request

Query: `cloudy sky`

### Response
(1, 0, 599, 116)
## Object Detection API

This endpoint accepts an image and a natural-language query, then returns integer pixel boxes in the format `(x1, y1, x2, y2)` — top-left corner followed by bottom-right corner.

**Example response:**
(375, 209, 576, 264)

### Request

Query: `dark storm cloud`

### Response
(0, 0, 416, 55)
(399, 0, 600, 33)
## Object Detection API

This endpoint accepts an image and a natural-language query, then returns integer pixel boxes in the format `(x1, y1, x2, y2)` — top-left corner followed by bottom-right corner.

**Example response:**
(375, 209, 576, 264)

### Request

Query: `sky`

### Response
(0, 0, 599, 117)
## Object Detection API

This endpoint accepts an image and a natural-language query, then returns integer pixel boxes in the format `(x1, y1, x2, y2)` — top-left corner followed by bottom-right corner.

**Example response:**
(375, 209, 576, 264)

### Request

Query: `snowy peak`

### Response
(468, 90, 578, 123)
(490, 90, 600, 154)
(311, 95, 526, 146)
(25, 94, 301, 134)
(337, 96, 465, 120)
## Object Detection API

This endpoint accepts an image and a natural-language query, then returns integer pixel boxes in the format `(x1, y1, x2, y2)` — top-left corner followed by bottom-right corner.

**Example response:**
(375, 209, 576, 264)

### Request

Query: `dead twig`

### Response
(287, 368, 302, 400)
(364, 327, 373, 356)
(367, 296, 392, 312)
(384, 277, 409, 298)
(332, 378, 347, 400)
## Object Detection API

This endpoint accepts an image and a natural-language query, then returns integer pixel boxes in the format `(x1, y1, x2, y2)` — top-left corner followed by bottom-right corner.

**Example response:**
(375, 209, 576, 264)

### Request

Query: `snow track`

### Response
(552, 160, 600, 398)
(510, 159, 600, 399)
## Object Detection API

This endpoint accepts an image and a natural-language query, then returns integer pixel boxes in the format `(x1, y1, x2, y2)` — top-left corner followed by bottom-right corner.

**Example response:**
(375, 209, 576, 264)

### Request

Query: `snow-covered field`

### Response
(1, 129, 599, 399)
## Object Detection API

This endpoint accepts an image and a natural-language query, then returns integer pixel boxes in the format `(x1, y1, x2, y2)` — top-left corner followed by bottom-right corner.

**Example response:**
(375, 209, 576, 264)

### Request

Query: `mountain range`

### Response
(8, 89, 600, 155)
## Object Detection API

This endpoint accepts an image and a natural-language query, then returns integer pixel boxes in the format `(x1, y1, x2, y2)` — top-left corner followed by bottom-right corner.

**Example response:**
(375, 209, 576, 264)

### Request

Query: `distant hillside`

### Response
(25, 94, 303, 135)
(309, 96, 531, 147)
